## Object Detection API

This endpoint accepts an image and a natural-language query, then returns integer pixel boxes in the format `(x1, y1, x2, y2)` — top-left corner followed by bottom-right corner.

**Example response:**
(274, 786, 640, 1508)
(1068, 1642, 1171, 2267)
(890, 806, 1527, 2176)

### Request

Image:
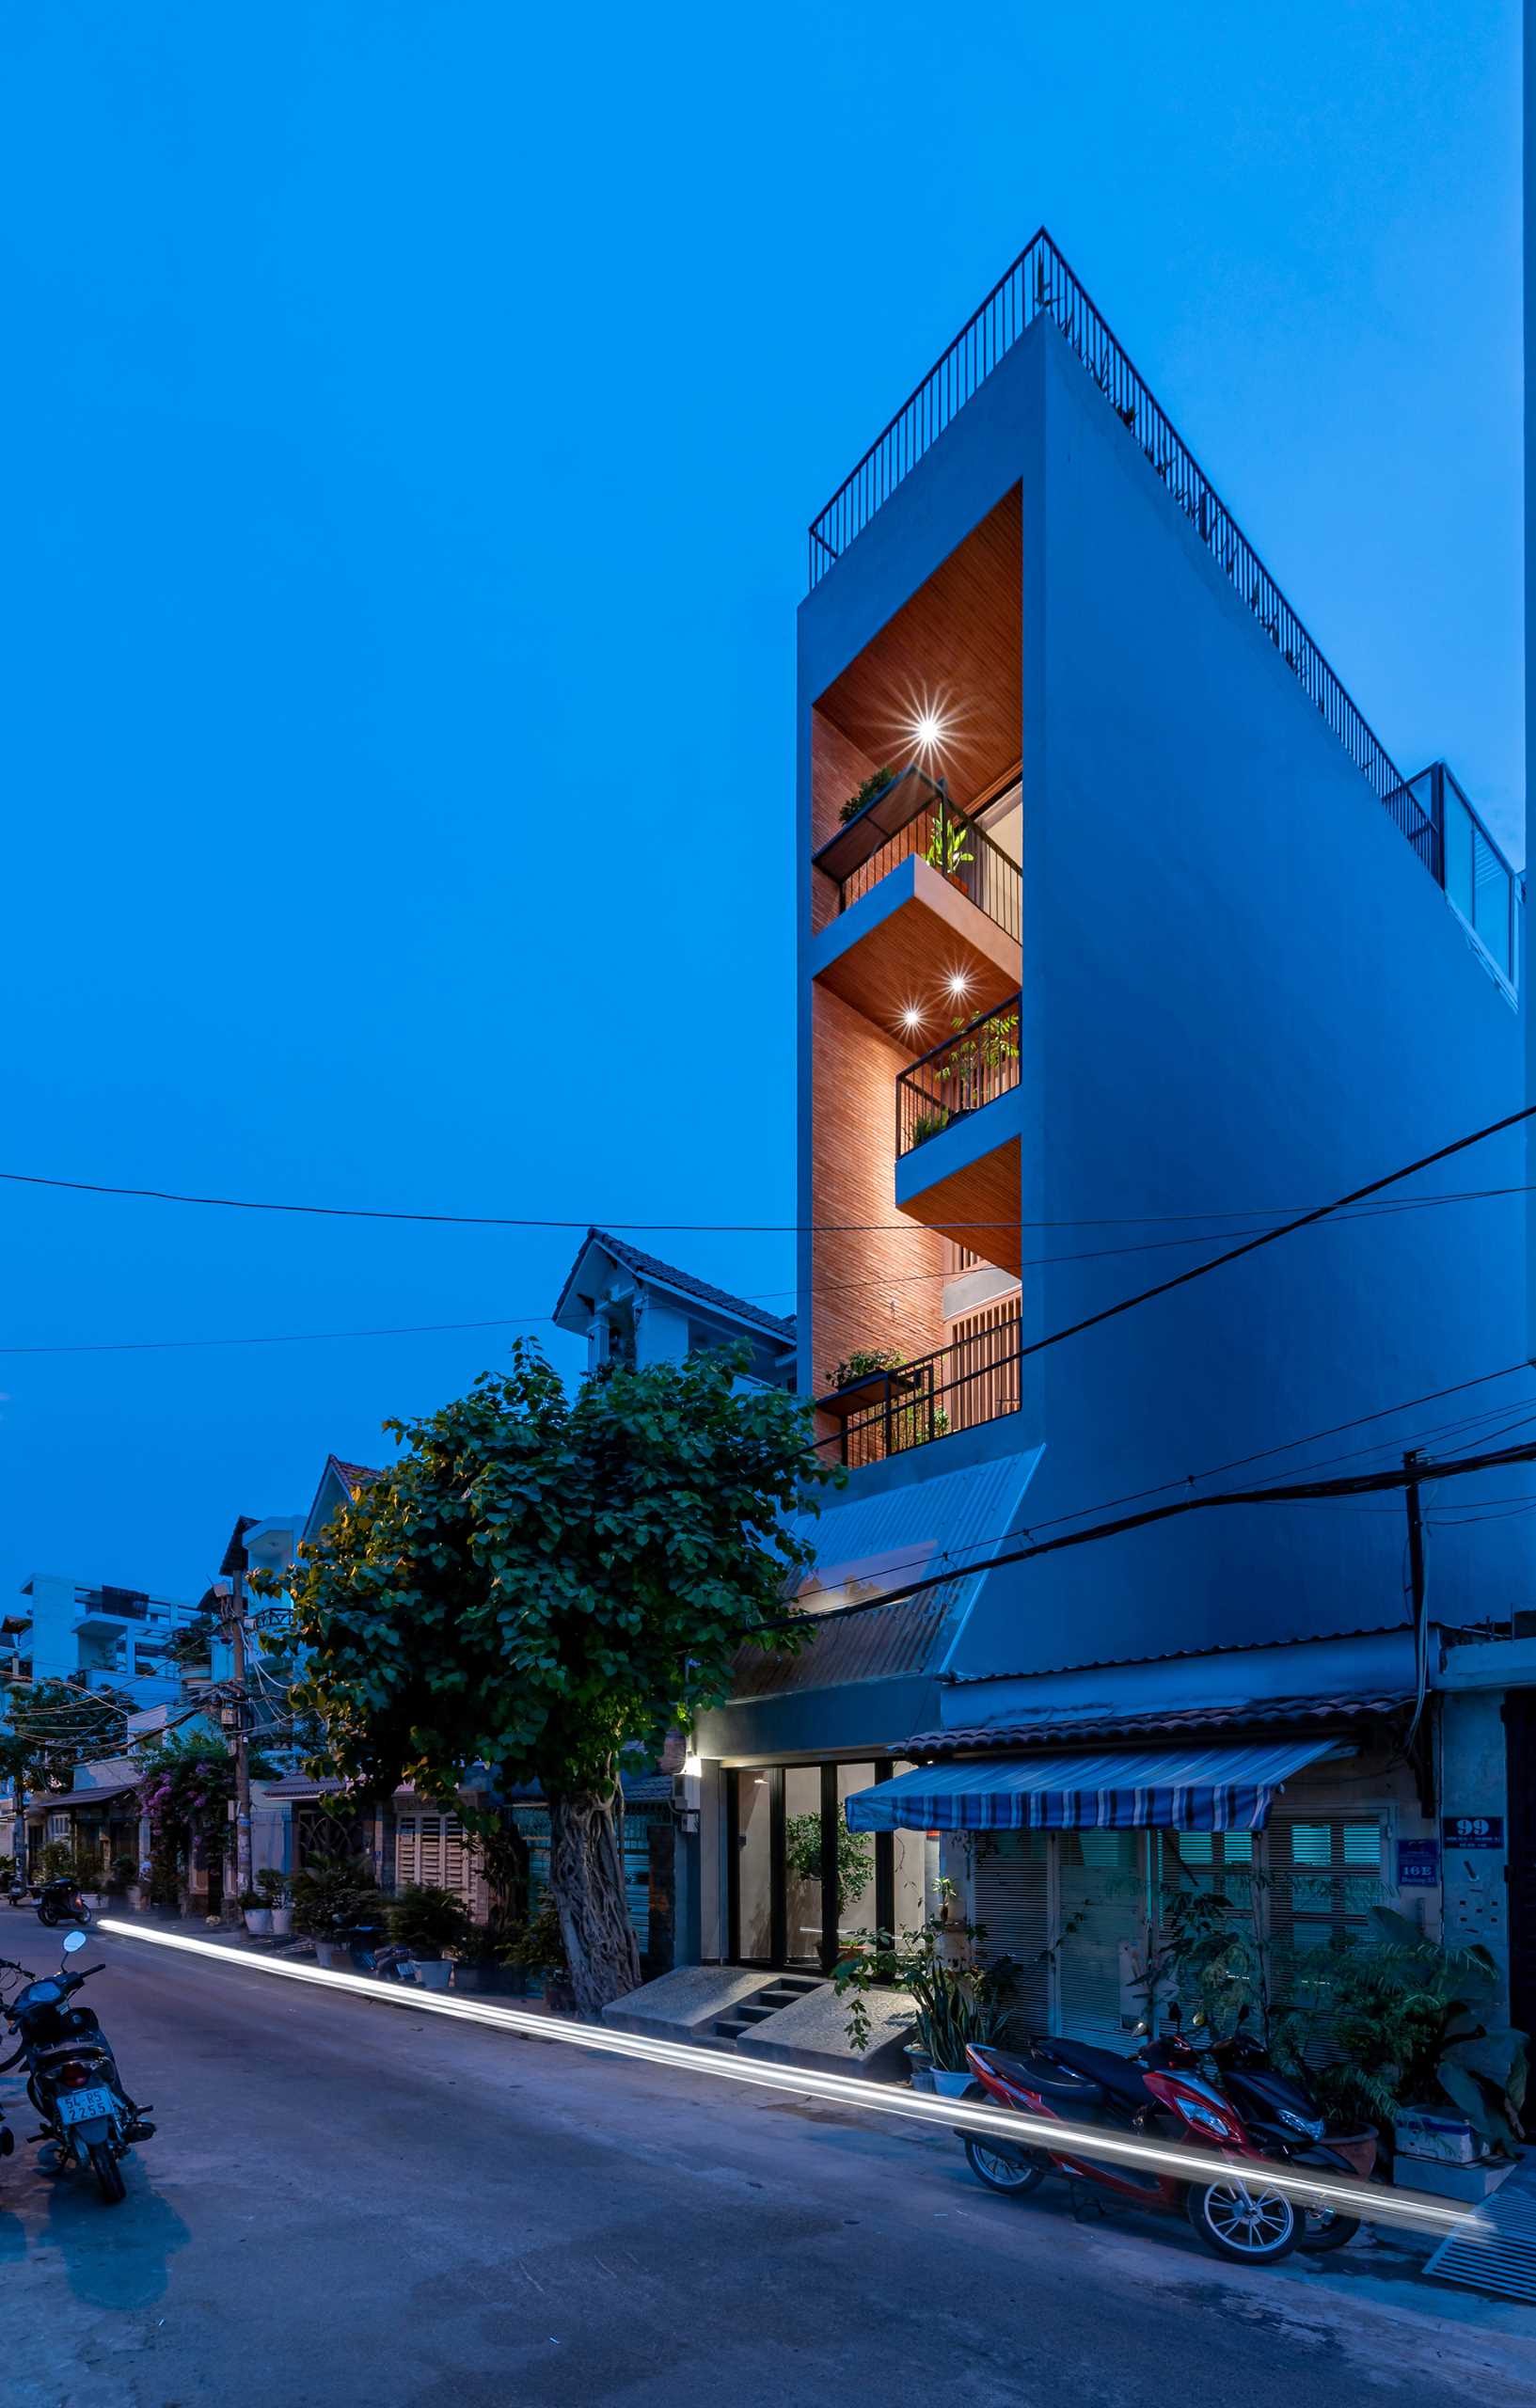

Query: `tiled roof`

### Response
(563, 1228, 796, 1345)
(330, 1459, 382, 1490)
(903, 1691, 1416, 1758)
(944, 1621, 1412, 1682)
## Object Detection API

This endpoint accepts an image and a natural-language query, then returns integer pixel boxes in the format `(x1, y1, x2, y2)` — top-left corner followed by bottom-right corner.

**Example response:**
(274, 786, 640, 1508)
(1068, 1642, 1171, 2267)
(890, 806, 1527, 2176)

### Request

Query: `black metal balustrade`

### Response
(816, 1308, 1022, 1468)
(896, 993, 1021, 1156)
(812, 765, 1021, 944)
(807, 230, 1513, 961)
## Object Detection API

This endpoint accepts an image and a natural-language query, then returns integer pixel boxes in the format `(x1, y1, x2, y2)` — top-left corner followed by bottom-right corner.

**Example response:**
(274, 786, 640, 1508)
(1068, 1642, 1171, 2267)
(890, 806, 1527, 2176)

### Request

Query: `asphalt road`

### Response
(0, 1919, 1531, 2408)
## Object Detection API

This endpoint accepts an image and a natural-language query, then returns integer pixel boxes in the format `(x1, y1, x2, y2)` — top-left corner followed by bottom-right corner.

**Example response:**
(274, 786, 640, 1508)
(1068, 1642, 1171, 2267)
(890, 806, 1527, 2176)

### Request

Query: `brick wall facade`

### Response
(811, 984, 946, 1394)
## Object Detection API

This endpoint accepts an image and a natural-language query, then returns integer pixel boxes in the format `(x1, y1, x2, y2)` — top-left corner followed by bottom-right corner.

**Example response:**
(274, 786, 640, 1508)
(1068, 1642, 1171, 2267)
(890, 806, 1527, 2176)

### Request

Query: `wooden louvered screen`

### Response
(944, 1296, 1021, 1432)
(974, 1833, 1052, 2036)
(396, 1813, 473, 1903)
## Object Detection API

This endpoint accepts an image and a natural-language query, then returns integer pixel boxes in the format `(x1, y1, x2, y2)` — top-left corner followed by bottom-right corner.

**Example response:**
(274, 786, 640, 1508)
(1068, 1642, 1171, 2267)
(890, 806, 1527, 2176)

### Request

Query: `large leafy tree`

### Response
(262, 1342, 837, 2014)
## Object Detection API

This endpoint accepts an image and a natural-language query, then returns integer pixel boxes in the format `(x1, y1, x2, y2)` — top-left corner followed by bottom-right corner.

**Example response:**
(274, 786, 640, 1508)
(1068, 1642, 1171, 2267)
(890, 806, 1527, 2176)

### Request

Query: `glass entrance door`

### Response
(727, 1760, 894, 1971)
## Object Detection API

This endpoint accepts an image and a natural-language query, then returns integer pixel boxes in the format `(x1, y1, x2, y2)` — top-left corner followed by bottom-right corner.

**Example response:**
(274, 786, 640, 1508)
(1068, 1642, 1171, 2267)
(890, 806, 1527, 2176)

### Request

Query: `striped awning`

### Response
(843, 1738, 1336, 1835)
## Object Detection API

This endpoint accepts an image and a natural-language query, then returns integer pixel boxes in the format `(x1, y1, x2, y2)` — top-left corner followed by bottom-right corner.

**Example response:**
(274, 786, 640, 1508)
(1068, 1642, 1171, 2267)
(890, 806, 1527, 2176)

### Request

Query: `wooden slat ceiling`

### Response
(814, 487, 1021, 812)
(898, 1136, 1021, 1279)
(814, 871, 1021, 1043)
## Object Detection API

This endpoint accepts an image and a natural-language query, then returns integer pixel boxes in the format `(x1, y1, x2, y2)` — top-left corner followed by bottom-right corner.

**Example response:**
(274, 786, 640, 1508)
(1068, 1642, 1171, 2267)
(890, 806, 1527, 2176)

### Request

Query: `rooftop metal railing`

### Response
(806, 230, 1515, 976)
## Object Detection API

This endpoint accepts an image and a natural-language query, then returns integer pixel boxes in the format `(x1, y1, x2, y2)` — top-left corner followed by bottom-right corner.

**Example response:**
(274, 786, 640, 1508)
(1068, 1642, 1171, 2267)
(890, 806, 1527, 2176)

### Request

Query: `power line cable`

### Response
(784, 1362, 1535, 1610)
(0, 1162, 1531, 1237)
(8, 1164, 1532, 1360)
(768, 1434, 1536, 1633)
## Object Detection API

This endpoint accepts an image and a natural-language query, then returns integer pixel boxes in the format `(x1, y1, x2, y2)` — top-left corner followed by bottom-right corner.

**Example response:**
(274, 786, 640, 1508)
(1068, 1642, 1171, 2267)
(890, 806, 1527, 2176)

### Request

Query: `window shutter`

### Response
(974, 1833, 1052, 2034)
(395, 1816, 418, 1889)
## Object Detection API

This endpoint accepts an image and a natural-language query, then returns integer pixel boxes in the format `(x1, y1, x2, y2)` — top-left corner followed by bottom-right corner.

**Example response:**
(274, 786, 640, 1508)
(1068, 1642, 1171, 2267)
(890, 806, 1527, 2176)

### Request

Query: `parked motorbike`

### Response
(1145, 2006, 1378, 2253)
(0, 1929, 153, 2204)
(35, 1877, 91, 1929)
(6, 1877, 37, 1909)
(961, 2032, 1306, 2263)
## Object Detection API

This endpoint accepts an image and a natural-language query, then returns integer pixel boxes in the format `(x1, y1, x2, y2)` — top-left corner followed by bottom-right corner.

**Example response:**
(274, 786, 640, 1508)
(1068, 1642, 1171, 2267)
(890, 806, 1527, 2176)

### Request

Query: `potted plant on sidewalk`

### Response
(390, 1883, 473, 1991)
(290, 1852, 381, 1970)
(240, 1886, 272, 1937)
(836, 1879, 1017, 2093)
(499, 1899, 573, 2009)
(257, 1868, 293, 1936)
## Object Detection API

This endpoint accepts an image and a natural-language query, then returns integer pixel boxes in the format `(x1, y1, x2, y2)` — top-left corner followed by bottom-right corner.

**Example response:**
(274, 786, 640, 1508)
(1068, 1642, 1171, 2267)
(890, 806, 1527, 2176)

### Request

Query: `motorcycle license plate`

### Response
(56, 2086, 115, 2127)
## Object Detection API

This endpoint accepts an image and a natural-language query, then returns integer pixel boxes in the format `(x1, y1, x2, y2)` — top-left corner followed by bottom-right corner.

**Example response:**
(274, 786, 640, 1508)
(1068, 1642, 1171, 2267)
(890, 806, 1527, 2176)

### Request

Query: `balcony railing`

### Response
(816, 1308, 1022, 1468)
(1403, 762, 1516, 987)
(807, 229, 1514, 977)
(812, 766, 1021, 943)
(896, 994, 1021, 1155)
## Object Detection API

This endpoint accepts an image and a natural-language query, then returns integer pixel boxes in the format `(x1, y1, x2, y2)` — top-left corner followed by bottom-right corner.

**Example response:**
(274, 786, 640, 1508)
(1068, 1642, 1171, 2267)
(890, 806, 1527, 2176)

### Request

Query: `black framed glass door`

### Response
(726, 1760, 894, 1972)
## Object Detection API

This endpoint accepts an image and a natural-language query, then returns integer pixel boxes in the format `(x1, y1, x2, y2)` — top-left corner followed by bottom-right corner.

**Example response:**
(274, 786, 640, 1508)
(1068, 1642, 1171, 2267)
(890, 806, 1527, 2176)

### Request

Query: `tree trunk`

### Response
(546, 1787, 642, 2018)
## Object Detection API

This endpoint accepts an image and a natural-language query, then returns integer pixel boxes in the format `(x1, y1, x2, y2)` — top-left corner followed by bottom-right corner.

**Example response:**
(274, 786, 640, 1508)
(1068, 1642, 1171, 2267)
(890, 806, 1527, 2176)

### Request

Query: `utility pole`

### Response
(216, 1514, 258, 1918)
(229, 1560, 253, 1912)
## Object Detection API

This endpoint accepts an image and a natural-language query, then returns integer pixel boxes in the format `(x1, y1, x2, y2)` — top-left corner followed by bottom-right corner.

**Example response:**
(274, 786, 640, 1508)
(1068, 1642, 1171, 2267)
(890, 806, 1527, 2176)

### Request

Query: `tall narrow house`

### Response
(682, 236, 1527, 2048)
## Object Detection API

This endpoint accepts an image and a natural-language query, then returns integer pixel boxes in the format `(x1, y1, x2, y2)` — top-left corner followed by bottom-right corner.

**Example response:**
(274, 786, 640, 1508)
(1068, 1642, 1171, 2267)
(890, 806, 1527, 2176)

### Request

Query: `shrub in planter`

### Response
(290, 1852, 380, 1953)
(390, 1883, 474, 1967)
(835, 1879, 1017, 2072)
(38, 1841, 74, 1884)
(107, 1854, 137, 1895)
(240, 1887, 273, 1935)
(1270, 1909, 1529, 2160)
(839, 767, 897, 827)
(256, 1868, 293, 1935)
(498, 1899, 571, 2004)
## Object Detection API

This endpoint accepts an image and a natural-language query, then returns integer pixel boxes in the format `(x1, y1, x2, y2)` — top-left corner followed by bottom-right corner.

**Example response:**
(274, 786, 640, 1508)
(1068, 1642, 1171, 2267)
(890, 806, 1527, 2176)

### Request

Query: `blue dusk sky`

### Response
(1, 4, 1522, 1605)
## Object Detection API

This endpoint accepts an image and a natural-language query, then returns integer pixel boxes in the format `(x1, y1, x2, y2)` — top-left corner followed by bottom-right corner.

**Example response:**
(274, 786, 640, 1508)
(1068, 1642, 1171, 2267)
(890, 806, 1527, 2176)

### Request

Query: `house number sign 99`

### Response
(1441, 1815, 1503, 1848)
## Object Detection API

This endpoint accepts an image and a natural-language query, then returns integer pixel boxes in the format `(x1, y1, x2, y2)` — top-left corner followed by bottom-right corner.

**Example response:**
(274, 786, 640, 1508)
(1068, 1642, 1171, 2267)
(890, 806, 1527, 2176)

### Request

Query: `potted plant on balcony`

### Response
(240, 1886, 272, 1937)
(390, 1882, 474, 1992)
(839, 767, 898, 826)
(257, 1867, 293, 1936)
(925, 808, 974, 889)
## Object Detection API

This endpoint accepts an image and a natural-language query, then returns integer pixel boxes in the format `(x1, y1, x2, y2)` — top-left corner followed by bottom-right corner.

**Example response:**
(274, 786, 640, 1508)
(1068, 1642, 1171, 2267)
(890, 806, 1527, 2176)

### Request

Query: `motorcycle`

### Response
(0, 1929, 154, 2204)
(961, 2031, 1306, 2264)
(35, 1878, 91, 1929)
(1148, 2005, 1379, 2253)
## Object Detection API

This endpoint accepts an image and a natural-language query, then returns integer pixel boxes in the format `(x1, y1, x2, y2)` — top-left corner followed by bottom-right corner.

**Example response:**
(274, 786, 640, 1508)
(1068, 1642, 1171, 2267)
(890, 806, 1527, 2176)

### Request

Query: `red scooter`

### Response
(960, 2035, 1303, 2263)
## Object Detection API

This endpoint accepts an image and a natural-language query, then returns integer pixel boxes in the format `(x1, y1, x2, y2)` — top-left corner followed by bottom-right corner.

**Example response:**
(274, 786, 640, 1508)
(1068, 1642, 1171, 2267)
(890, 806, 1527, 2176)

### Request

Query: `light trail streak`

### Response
(97, 1921, 1481, 2243)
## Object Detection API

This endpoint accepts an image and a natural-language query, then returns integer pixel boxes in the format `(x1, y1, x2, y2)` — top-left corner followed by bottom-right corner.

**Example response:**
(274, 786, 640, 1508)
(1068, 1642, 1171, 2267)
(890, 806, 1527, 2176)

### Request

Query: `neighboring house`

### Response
(552, 1228, 797, 1386)
(1, 1574, 210, 1873)
(669, 231, 1529, 2041)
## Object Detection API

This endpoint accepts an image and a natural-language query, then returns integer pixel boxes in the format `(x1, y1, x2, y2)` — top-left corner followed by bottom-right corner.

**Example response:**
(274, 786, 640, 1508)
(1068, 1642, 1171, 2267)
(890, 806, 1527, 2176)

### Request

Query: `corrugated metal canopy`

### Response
(731, 1450, 1041, 1702)
(844, 1737, 1336, 1835)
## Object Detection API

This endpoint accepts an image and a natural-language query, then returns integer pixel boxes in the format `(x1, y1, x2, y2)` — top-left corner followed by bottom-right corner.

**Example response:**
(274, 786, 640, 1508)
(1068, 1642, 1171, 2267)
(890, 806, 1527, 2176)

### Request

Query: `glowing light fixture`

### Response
(681, 1751, 704, 1779)
(946, 972, 971, 1003)
(899, 1005, 925, 1037)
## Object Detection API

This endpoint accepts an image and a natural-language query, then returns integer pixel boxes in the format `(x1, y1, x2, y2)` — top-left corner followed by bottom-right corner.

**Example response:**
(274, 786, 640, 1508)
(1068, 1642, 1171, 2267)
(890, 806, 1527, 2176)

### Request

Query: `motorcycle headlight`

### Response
(1278, 2107, 1326, 2140)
